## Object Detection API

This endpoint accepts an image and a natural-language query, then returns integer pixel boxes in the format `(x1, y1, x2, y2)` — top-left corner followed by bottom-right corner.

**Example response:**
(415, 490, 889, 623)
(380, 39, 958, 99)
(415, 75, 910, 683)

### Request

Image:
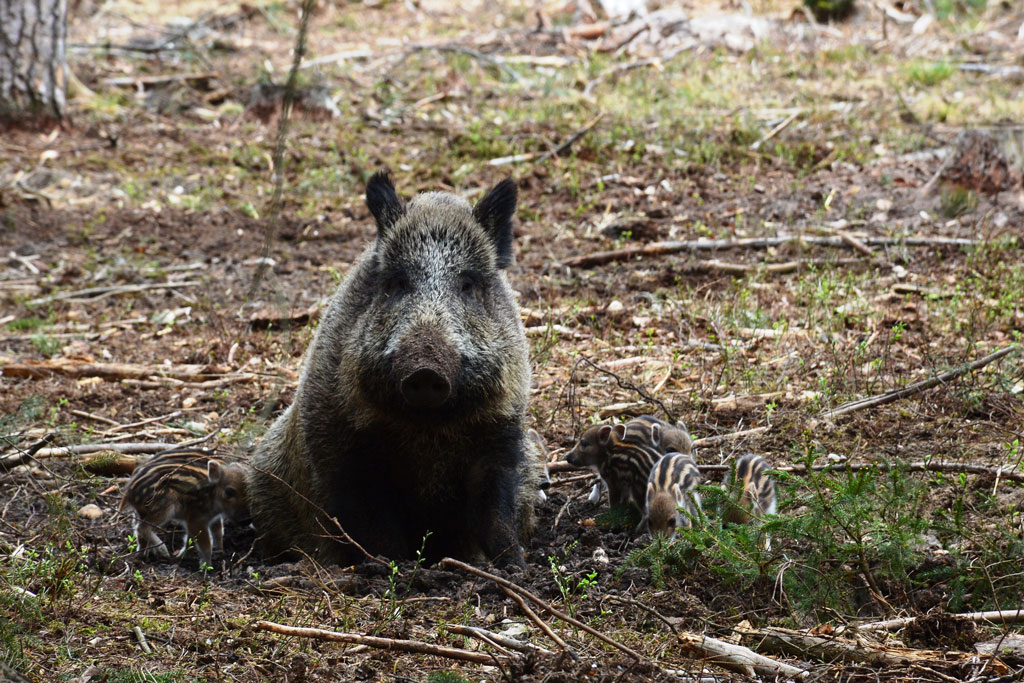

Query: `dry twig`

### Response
(696, 459, 1024, 484)
(254, 620, 504, 664)
(440, 557, 642, 661)
(745, 626, 1006, 673)
(501, 587, 575, 659)
(446, 624, 556, 657)
(561, 235, 980, 269)
(823, 345, 1019, 419)
(845, 608, 1024, 634)
(25, 281, 202, 306)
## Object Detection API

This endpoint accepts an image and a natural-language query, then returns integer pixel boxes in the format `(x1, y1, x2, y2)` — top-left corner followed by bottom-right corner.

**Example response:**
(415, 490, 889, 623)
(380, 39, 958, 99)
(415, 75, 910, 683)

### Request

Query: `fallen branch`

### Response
(500, 587, 575, 659)
(0, 434, 55, 471)
(407, 43, 523, 84)
(254, 620, 503, 664)
(561, 235, 980, 269)
(439, 557, 643, 661)
(101, 411, 183, 435)
(822, 345, 1019, 419)
(751, 110, 801, 151)
(132, 626, 153, 655)
(848, 608, 1024, 634)
(25, 281, 202, 306)
(446, 624, 556, 657)
(1, 442, 179, 467)
(0, 358, 236, 382)
(695, 459, 1024, 484)
(538, 112, 604, 162)
(691, 426, 769, 448)
(489, 113, 604, 167)
(68, 410, 120, 426)
(603, 594, 807, 678)
(102, 72, 217, 88)
(746, 626, 1006, 673)
(677, 631, 807, 678)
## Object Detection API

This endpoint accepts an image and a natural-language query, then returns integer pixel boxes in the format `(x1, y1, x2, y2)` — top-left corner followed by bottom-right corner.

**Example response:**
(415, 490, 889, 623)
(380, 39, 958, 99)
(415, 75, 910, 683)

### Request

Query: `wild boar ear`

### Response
(366, 170, 404, 237)
(472, 178, 517, 269)
(207, 460, 223, 484)
(613, 423, 626, 440)
(650, 423, 662, 447)
(671, 483, 684, 504)
(598, 424, 613, 445)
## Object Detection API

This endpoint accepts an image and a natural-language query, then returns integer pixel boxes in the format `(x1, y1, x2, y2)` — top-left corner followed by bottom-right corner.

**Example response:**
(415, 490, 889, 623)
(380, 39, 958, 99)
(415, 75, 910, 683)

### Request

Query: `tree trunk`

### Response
(0, 0, 67, 122)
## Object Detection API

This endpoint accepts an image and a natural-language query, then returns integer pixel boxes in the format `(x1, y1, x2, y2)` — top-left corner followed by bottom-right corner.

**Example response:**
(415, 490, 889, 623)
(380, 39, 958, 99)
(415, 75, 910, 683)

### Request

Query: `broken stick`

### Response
(440, 557, 642, 661)
(254, 620, 504, 664)
(847, 608, 1024, 634)
(823, 345, 1019, 419)
(446, 624, 556, 657)
(561, 235, 980, 269)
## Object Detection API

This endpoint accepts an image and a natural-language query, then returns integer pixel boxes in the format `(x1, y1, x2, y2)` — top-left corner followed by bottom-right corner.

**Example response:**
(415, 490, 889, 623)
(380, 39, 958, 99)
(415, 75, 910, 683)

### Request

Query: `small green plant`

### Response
(940, 186, 977, 218)
(5, 316, 49, 332)
(376, 532, 431, 629)
(30, 332, 61, 357)
(906, 60, 954, 87)
(547, 541, 597, 618)
(427, 672, 471, 683)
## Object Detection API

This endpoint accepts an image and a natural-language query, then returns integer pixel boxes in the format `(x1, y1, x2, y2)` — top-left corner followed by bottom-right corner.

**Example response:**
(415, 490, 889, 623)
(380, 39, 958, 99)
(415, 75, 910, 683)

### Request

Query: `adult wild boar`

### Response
(248, 172, 533, 566)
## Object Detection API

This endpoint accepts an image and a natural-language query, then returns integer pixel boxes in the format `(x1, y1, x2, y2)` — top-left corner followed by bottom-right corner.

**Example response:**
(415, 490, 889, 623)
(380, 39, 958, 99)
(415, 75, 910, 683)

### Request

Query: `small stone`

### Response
(78, 504, 103, 520)
(592, 548, 609, 565)
(606, 300, 625, 316)
(875, 198, 894, 211)
(498, 622, 531, 638)
(182, 396, 198, 409)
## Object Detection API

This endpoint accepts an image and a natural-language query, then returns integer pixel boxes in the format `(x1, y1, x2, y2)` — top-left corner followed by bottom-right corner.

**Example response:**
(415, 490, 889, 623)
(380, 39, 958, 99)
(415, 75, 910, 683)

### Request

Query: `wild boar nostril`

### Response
(401, 368, 451, 408)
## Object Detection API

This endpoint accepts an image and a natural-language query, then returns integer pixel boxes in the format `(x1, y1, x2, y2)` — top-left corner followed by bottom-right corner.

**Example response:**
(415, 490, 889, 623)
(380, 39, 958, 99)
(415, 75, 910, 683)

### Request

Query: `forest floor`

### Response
(2, 0, 1024, 681)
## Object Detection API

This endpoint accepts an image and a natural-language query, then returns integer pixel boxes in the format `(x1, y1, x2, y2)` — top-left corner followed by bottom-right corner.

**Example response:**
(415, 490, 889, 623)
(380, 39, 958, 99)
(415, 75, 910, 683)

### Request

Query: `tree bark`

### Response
(0, 0, 67, 121)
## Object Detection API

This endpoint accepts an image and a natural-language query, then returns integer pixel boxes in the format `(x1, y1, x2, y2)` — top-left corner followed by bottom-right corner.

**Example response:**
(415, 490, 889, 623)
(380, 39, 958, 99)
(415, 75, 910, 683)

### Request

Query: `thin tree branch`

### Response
(440, 557, 643, 661)
(561, 235, 980, 269)
(823, 345, 1019, 419)
(254, 620, 505, 664)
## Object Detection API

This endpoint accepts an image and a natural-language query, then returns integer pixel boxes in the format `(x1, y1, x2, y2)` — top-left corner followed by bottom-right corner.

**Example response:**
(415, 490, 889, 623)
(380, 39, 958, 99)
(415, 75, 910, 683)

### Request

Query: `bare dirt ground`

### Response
(2, 0, 1024, 680)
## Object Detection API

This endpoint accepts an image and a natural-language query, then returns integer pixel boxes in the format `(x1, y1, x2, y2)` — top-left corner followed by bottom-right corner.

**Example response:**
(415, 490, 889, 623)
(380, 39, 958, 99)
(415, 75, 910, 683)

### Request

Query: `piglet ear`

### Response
(472, 178, 517, 269)
(207, 460, 223, 484)
(366, 170, 405, 238)
(650, 423, 662, 447)
(598, 425, 614, 446)
(613, 424, 626, 440)
(671, 483, 684, 504)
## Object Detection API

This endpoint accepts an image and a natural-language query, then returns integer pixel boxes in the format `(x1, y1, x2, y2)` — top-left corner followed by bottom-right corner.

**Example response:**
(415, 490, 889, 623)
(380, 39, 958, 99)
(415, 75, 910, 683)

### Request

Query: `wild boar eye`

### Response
(667, 518, 676, 528)
(384, 273, 411, 296)
(224, 487, 237, 499)
(458, 273, 480, 298)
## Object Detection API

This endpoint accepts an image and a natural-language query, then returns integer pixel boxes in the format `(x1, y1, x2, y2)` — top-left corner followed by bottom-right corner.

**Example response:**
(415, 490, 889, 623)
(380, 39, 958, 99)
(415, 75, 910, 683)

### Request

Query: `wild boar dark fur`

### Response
(248, 171, 532, 567)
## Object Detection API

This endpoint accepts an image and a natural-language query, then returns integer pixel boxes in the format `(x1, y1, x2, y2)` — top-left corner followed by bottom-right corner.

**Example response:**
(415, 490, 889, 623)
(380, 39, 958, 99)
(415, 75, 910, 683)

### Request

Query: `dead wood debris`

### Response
(25, 281, 202, 306)
(254, 620, 503, 665)
(501, 586, 576, 659)
(439, 557, 807, 678)
(841, 609, 1024, 635)
(0, 357, 279, 388)
(440, 557, 643, 660)
(822, 345, 1019, 419)
(697, 459, 1024, 484)
(743, 626, 1007, 674)
(561, 235, 981, 269)
(446, 624, 556, 657)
